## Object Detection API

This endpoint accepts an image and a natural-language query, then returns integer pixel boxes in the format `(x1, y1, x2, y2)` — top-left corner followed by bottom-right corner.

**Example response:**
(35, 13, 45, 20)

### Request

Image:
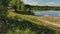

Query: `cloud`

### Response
(45, 2, 55, 6)
(27, 1, 39, 6)
(23, 0, 60, 6)
(39, 2, 60, 6)
(44, 2, 60, 6)
(28, 2, 59, 6)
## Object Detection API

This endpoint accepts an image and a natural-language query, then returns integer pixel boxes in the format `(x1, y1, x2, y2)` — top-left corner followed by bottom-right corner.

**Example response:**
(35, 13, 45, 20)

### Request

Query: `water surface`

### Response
(33, 11, 60, 17)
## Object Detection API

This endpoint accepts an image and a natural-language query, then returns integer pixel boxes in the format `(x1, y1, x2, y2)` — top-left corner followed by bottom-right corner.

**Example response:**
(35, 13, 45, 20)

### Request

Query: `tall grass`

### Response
(5, 27, 36, 34)
(4, 10, 57, 34)
(5, 19, 55, 34)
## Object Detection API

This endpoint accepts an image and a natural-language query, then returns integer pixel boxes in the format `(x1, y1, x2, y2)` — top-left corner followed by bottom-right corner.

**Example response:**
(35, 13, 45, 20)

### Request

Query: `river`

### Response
(33, 11, 60, 17)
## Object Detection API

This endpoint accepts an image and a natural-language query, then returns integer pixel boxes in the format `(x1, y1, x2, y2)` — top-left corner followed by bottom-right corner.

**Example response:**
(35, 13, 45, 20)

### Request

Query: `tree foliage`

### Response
(9, 0, 24, 11)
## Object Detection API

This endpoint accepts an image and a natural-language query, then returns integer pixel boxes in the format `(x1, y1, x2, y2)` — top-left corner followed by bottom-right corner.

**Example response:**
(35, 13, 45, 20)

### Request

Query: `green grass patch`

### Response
(4, 10, 57, 34)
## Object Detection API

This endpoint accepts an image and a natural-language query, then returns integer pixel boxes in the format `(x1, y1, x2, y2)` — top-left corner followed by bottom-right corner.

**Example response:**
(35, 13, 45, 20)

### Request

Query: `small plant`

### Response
(0, 22, 2, 27)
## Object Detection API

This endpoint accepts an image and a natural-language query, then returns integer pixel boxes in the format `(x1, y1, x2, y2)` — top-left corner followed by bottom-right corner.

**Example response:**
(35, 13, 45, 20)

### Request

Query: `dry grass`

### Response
(24, 15, 60, 29)
(38, 16, 60, 23)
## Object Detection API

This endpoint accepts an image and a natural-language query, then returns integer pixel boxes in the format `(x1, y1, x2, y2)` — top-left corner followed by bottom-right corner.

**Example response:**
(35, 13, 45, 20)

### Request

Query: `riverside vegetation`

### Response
(0, 0, 60, 34)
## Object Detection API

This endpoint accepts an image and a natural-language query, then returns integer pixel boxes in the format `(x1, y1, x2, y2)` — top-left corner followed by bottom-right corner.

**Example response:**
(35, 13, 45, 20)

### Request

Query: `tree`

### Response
(0, 0, 11, 34)
(25, 5, 31, 12)
(9, 0, 24, 12)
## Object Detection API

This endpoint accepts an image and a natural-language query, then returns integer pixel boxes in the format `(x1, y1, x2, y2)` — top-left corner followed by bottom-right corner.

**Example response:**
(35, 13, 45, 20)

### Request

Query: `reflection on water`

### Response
(34, 11, 60, 17)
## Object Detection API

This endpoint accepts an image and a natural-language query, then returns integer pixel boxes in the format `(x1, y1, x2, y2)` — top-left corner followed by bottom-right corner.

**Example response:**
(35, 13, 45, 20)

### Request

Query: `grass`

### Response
(2, 10, 60, 34)
(0, 21, 2, 27)
(5, 26, 36, 34)
(38, 16, 60, 23)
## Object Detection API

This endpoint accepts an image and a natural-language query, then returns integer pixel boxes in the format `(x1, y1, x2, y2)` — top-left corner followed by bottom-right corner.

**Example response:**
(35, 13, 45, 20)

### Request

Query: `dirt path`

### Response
(36, 18, 60, 30)
(27, 15, 60, 30)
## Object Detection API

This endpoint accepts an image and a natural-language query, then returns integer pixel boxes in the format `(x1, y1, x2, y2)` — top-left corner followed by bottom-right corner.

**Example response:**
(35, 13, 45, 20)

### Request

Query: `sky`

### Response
(23, 0, 60, 6)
